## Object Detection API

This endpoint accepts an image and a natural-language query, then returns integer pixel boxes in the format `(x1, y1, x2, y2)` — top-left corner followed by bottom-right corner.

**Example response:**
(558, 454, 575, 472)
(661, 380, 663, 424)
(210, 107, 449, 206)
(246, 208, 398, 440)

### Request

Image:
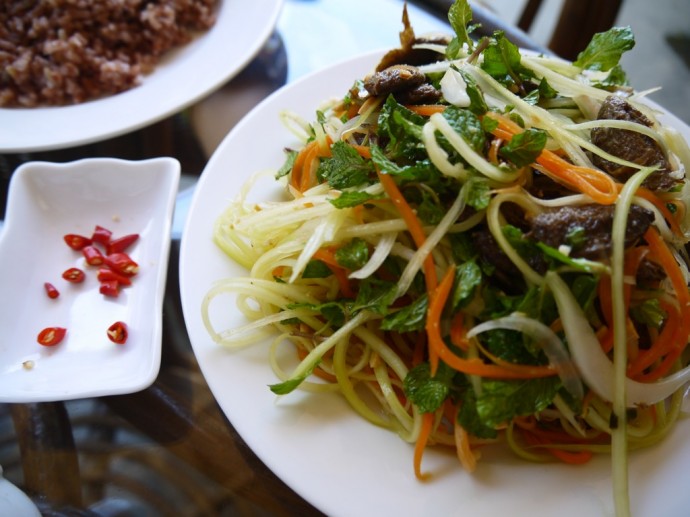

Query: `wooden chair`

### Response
(517, 0, 624, 60)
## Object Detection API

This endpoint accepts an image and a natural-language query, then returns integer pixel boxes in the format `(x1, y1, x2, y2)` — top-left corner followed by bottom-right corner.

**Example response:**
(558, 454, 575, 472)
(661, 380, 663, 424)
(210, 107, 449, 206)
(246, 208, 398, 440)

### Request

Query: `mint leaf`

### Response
(378, 96, 426, 159)
(329, 190, 379, 208)
(458, 388, 498, 439)
(630, 298, 667, 329)
(476, 377, 561, 427)
(458, 68, 488, 115)
(352, 277, 397, 315)
(447, 0, 475, 56)
(442, 107, 486, 153)
(594, 64, 630, 89)
(465, 176, 491, 210)
(573, 26, 635, 71)
(480, 31, 534, 88)
(452, 260, 482, 309)
(499, 128, 546, 167)
(318, 140, 374, 189)
(380, 294, 428, 332)
(302, 259, 332, 279)
(335, 238, 369, 270)
(276, 149, 297, 179)
(269, 360, 321, 395)
(403, 362, 455, 413)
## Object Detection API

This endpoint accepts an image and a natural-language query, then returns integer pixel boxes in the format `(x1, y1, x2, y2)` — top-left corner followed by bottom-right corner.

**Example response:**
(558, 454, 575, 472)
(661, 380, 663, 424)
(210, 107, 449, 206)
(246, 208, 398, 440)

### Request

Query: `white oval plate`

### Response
(0, 0, 283, 153)
(0, 157, 180, 402)
(179, 51, 690, 517)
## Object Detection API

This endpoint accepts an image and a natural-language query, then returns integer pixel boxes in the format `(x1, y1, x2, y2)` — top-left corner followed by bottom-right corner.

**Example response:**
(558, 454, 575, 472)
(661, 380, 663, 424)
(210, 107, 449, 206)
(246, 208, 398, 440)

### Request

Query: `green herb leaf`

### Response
(329, 190, 379, 208)
(403, 362, 455, 413)
(458, 68, 488, 115)
(476, 377, 561, 427)
(269, 360, 321, 395)
(594, 64, 630, 89)
(458, 389, 498, 439)
(318, 140, 374, 189)
(378, 96, 427, 159)
(465, 176, 491, 210)
(335, 238, 369, 270)
(573, 26, 635, 72)
(442, 106, 486, 153)
(302, 259, 332, 279)
(352, 277, 397, 315)
(276, 149, 297, 179)
(499, 127, 547, 167)
(481, 31, 535, 88)
(452, 261, 482, 310)
(447, 0, 475, 57)
(381, 294, 429, 332)
(630, 298, 667, 329)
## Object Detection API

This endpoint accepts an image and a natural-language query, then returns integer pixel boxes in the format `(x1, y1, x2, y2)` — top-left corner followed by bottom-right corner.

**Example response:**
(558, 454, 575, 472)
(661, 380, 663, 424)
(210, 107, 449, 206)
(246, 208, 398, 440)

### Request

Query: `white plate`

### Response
(179, 51, 690, 517)
(0, 0, 283, 153)
(0, 157, 180, 402)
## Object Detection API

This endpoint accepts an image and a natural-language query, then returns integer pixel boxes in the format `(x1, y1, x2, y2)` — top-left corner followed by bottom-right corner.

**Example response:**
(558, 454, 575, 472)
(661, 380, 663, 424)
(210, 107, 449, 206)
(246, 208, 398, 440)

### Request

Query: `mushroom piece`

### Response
(363, 64, 426, 97)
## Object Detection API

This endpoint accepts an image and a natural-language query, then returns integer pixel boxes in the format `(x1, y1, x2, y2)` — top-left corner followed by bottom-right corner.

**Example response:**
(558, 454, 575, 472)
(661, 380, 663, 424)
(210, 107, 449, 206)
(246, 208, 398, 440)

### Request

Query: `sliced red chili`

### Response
(62, 267, 85, 283)
(44, 282, 60, 299)
(82, 245, 104, 266)
(106, 233, 139, 255)
(63, 233, 92, 251)
(104, 252, 139, 276)
(37, 327, 66, 346)
(97, 267, 132, 286)
(107, 321, 128, 344)
(99, 279, 120, 297)
(91, 225, 112, 246)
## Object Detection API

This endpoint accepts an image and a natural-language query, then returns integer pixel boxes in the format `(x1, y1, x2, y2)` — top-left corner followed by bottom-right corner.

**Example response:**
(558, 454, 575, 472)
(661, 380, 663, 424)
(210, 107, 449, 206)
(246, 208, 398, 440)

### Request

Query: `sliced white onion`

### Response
(440, 68, 471, 107)
(349, 232, 396, 280)
(546, 271, 690, 406)
(466, 313, 583, 400)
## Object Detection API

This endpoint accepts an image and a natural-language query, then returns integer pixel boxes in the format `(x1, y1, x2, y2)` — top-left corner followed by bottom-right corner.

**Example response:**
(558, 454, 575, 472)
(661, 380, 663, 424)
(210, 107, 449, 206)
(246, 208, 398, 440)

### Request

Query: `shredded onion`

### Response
(546, 271, 690, 406)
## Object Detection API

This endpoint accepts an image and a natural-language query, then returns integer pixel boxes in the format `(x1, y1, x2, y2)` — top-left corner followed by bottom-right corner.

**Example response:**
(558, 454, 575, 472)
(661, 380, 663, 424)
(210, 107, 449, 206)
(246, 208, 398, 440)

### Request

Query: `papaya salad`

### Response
(203, 1, 690, 514)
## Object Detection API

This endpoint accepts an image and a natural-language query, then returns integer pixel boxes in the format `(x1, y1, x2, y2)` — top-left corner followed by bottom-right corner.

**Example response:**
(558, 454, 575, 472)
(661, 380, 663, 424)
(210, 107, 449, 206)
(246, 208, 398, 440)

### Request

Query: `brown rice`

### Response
(0, 0, 219, 107)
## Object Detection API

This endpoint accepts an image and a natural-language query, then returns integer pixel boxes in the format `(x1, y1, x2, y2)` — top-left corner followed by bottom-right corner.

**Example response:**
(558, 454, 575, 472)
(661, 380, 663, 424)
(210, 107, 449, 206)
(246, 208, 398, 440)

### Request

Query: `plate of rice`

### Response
(0, 0, 283, 152)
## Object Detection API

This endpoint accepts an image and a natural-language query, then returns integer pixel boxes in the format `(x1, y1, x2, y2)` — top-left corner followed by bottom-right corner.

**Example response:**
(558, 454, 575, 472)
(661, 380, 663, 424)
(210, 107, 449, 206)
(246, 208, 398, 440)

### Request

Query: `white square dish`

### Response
(0, 157, 180, 402)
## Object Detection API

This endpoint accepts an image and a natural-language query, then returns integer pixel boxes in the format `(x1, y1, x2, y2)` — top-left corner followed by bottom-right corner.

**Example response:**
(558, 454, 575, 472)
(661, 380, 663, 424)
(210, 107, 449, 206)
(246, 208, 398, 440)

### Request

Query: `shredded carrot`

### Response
(376, 169, 436, 292)
(485, 112, 618, 205)
(290, 137, 334, 193)
(350, 144, 372, 159)
(426, 266, 557, 379)
(312, 248, 355, 298)
(377, 167, 439, 369)
(405, 104, 448, 117)
(426, 266, 456, 375)
(289, 141, 313, 191)
(414, 412, 434, 480)
(488, 137, 502, 165)
(628, 300, 680, 377)
(412, 332, 426, 366)
(454, 421, 478, 472)
(634, 227, 690, 380)
(299, 143, 321, 192)
(628, 185, 683, 237)
(450, 312, 470, 351)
